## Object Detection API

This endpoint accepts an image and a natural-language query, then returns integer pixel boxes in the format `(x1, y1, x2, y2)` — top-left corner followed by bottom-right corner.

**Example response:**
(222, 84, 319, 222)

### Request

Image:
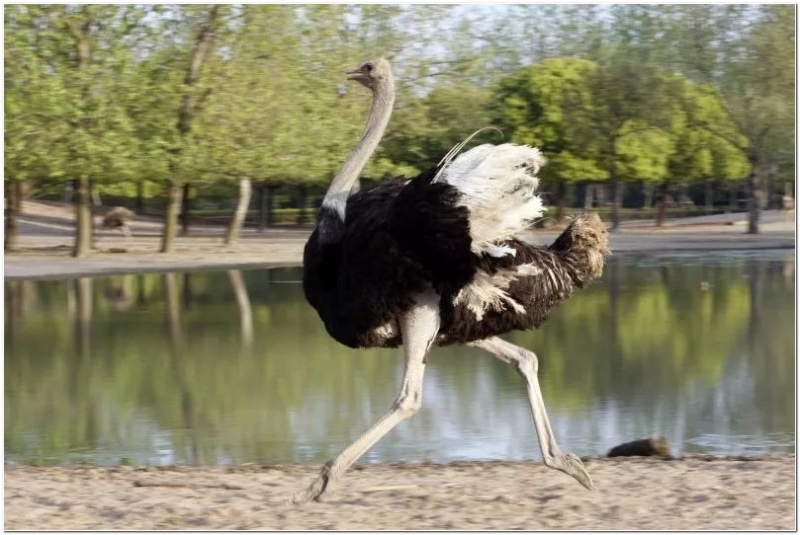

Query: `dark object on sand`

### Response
(100, 206, 136, 240)
(607, 436, 672, 459)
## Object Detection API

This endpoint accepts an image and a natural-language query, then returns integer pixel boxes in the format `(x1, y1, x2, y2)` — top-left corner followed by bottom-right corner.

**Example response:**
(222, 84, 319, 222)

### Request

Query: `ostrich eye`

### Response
(363, 63, 374, 73)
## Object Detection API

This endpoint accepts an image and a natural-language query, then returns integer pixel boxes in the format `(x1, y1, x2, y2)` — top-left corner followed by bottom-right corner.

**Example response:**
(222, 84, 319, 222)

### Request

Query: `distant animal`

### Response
(296, 58, 610, 504)
(99, 206, 136, 240)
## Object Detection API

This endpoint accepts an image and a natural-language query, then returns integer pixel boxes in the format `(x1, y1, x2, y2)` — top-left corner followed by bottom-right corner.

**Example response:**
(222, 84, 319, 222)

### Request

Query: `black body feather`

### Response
(303, 171, 607, 349)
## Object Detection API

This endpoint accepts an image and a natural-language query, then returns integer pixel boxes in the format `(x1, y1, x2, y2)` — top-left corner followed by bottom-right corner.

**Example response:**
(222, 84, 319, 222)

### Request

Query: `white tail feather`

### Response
(432, 127, 504, 183)
(439, 143, 547, 257)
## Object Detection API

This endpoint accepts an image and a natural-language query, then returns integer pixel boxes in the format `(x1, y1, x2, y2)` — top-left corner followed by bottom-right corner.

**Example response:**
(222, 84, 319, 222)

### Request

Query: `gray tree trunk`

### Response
(643, 181, 654, 209)
(766, 155, 777, 209)
(610, 178, 622, 231)
(584, 183, 594, 210)
(296, 184, 308, 226)
(729, 183, 738, 212)
(746, 169, 761, 234)
(704, 179, 714, 213)
(73, 177, 94, 257)
(160, 182, 183, 253)
(224, 178, 252, 245)
(657, 182, 669, 227)
(180, 182, 191, 236)
(5, 181, 19, 251)
(257, 183, 266, 233)
(136, 181, 145, 215)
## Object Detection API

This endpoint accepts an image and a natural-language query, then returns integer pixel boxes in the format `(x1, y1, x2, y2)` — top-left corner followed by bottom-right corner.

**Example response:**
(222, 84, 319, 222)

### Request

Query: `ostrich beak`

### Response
(346, 69, 365, 80)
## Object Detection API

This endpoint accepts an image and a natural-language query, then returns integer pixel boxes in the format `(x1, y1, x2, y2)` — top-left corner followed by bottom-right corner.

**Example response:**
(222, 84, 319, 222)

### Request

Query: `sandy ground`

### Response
(4, 200, 796, 280)
(4, 455, 795, 530)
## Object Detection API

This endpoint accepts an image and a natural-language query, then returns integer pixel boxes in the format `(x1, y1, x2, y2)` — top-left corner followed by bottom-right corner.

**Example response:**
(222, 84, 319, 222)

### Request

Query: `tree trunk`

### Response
(88, 180, 97, 248)
(607, 137, 621, 230)
(224, 178, 252, 246)
(643, 181, 654, 209)
(257, 183, 276, 230)
(257, 183, 266, 233)
(266, 185, 276, 226)
(14, 180, 25, 215)
(610, 178, 621, 231)
(704, 179, 714, 214)
(729, 183, 738, 212)
(555, 180, 567, 223)
(73, 177, 93, 257)
(657, 182, 669, 227)
(178, 6, 221, 137)
(296, 184, 308, 226)
(783, 181, 795, 210)
(746, 168, 760, 234)
(5, 181, 19, 251)
(583, 183, 593, 210)
(766, 155, 777, 209)
(90, 181, 102, 208)
(180, 182, 191, 236)
(166, 5, 221, 246)
(160, 182, 183, 253)
(136, 181, 145, 215)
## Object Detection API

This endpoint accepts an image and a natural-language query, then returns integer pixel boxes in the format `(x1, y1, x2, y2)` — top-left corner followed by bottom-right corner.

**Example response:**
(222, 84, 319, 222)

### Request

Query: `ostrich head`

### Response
(346, 58, 393, 92)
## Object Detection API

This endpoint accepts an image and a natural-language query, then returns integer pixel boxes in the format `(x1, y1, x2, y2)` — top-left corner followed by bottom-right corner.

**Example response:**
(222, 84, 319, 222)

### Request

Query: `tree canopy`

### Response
(4, 4, 794, 250)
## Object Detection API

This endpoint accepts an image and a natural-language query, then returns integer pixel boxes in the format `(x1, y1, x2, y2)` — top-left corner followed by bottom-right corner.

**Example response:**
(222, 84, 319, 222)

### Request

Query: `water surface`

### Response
(5, 251, 795, 466)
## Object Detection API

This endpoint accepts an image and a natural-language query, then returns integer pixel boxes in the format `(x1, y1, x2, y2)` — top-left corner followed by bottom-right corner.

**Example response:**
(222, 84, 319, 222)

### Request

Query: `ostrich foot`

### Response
(546, 452, 596, 491)
(291, 468, 337, 504)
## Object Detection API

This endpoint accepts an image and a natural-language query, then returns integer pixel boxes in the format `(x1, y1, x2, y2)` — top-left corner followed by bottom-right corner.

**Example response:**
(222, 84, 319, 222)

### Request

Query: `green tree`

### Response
(492, 58, 605, 221)
(5, 5, 148, 256)
(662, 5, 795, 233)
(492, 56, 673, 225)
(563, 57, 673, 229)
(156, 5, 229, 252)
(4, 7, 69, 249)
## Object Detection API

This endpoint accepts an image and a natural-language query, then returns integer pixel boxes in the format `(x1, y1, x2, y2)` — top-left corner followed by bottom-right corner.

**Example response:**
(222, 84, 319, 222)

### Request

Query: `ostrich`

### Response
(297, 58, 610, 504)
(99, 206, 136, 241)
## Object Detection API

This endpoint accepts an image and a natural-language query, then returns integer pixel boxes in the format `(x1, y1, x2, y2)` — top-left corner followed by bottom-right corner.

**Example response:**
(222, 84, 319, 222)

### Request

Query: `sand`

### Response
(4, 455, 795, 530)
(4, 203, 797, 529)
(5, 211, 796, 280)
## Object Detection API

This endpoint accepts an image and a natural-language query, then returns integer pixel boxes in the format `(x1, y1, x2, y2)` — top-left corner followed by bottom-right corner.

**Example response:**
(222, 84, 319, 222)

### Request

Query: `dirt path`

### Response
(4, 455, 795, 530)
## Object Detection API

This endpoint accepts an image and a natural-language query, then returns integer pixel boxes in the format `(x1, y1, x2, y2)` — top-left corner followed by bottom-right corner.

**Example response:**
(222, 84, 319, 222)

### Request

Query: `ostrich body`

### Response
(297, 59, 610, 503)
(100, 206, 136, 240)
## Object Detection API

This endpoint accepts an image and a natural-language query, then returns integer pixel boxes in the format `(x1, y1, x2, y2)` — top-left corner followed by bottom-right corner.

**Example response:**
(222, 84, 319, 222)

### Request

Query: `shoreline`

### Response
(5, 454, 796, 530)
(4, 226, 795, 281)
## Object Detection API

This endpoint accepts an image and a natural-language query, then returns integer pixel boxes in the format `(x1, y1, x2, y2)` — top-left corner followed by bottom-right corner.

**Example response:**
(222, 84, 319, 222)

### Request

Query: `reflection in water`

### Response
(4, 251, 796, 466)
(228, 270, 254, 351)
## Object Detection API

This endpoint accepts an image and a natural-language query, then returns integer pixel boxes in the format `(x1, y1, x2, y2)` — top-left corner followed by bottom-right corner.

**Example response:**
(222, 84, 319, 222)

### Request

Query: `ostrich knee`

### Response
(391, 389, 423, 420)
(513, 349, 539, 377)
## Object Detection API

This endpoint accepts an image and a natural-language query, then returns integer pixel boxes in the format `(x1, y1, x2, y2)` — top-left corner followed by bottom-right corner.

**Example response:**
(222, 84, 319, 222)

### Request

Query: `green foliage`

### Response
(379, 82, 493, 176)
(4, 4, 794, 203)
(492, 58, 606, 181)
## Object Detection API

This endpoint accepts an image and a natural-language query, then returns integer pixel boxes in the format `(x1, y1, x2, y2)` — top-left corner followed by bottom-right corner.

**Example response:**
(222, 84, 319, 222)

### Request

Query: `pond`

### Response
(5, 250, 795, 467)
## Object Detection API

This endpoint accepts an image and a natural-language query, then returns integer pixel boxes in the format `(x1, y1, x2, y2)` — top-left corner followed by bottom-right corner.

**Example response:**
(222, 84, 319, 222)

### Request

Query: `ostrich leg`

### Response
(292, 292, 441, 504)
(468, 336, 595, 490)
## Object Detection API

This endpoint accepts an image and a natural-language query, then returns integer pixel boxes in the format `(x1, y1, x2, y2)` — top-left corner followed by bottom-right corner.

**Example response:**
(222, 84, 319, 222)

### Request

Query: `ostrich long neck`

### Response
(321, 79, 395, 221)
